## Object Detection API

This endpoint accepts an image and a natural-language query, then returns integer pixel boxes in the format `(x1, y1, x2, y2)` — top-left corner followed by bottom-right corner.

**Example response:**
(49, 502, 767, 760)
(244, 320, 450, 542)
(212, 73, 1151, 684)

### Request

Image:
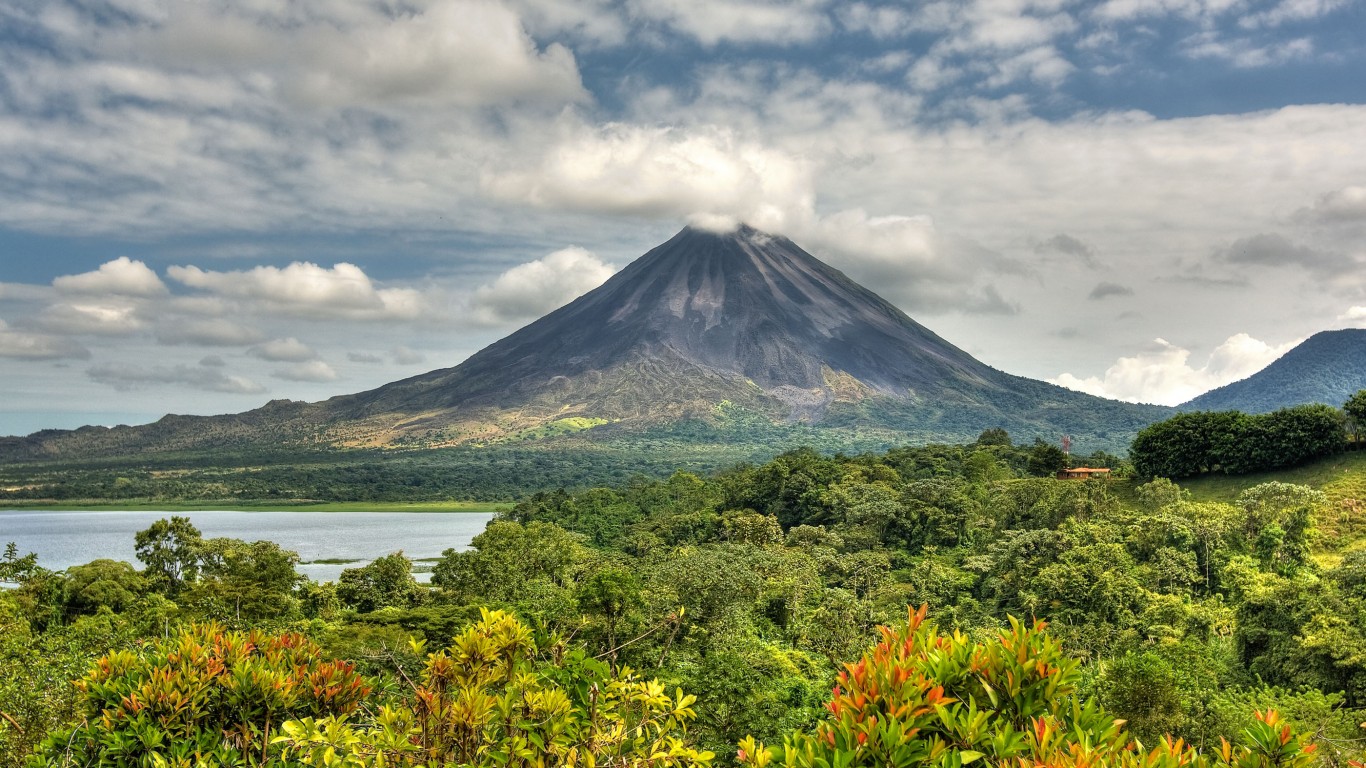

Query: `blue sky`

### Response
(2, 0, 1365, 435)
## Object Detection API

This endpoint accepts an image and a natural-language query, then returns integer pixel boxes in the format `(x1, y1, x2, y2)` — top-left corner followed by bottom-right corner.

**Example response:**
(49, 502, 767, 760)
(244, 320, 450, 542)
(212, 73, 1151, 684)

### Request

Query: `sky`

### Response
(2, 0, 1366, 437)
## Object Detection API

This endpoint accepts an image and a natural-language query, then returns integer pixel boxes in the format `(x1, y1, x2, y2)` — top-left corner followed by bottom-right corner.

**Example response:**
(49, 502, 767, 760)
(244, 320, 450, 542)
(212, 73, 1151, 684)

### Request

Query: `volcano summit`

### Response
(3, 225, 1167, 461)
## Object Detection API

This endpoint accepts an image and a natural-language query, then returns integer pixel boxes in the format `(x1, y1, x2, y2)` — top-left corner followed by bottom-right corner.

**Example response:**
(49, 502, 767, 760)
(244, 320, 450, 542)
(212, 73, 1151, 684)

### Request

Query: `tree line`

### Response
(1131, 391, 1366, 479)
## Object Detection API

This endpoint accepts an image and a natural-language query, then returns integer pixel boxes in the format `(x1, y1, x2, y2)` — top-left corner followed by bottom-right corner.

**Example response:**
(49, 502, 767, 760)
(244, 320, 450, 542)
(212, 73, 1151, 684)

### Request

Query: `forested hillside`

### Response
(5, 431, 1366, 766)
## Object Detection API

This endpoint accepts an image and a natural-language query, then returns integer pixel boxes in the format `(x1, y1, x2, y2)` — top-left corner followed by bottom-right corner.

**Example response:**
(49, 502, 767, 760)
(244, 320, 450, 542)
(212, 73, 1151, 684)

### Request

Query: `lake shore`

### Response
(0, 499, 510, 513)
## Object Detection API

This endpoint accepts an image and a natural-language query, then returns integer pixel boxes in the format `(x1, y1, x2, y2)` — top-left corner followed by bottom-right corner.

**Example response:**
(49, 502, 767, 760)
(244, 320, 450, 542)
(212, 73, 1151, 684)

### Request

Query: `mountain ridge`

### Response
(1, 224, 1170, 461)
(1181, 329, 1366, 413)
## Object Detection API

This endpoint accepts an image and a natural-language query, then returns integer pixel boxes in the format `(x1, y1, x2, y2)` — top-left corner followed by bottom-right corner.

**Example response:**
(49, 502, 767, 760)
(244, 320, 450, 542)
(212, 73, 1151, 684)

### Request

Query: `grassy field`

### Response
(1180, 448, 1366, 506)
(0, 499, 511, 513)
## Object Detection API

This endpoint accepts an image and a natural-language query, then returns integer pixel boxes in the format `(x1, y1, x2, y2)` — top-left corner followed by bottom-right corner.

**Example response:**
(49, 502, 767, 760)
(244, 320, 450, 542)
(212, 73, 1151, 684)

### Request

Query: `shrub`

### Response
(737, 605, 1316, 768)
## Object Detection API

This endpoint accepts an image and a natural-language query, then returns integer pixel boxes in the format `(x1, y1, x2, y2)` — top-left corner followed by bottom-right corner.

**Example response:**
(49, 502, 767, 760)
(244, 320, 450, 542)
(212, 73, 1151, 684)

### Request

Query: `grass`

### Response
(1177, 449, 1366, 546)
(0, 499, 511, 514)
(1180, 449, 1366, 506)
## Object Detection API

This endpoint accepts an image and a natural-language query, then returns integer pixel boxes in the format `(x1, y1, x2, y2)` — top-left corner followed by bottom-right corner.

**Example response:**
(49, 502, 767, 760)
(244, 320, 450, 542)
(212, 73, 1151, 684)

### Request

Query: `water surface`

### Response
(0, 510, 495, 582)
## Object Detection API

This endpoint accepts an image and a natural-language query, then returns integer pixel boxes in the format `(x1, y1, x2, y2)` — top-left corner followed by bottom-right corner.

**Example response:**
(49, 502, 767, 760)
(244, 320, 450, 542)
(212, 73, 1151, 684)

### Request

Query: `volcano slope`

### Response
(2, 225, 1167, 477)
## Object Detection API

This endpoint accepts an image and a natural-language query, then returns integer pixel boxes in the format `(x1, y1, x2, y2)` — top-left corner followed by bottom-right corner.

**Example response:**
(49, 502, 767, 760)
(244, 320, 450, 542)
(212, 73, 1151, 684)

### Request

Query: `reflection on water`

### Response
(0, 510, 496, 582)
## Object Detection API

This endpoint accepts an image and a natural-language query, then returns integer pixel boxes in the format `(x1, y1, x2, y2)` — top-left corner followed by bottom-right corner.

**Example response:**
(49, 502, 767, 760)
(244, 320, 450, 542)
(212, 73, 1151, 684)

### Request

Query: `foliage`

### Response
(737, 605, 1318, 768)
(35, 623, 371, 767)
(273, 608, 714, 768)
(132, 516, 203, 595)
(1133, 405, 1347, 480)
(336, 552, 425, 613)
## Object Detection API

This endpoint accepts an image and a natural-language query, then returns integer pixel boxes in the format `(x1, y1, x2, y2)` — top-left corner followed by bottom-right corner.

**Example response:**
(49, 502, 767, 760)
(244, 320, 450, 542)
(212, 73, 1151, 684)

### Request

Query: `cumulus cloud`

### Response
(88, 363, 267, 394)
(506, 0, 629, 47)
(348, 351, 384, 364)
(1340, 306, 1366, 326)
(107, 0, 586, 109)
(52, 257, 166, 297)
(483, 122, 814, 233)
(199, 355, 226, 367)
(1088, 282, 1134, 300)
(156, 319, 265, 347)
(37, 302, 146, 335)
(272, 360, 339, 382)
(471, 247, 617, 324)
(1050, 333, 1297, 406)
(0, 319, 92, 360)
(249, 337, 318, 362)
(168, 262, 425, 320)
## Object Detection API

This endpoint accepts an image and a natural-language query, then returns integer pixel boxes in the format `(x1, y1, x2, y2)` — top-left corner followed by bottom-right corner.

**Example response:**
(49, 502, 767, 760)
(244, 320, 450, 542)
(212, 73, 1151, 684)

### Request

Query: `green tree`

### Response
(431, 521, 586, 606)
(65, 559, 146, 615)
(184, 537, 303, 623)
(1027, 438, 1068, 477)
(133, 516, 203, 596)
(336, 551, 425, 613)
(1345, 389, 1366, 444)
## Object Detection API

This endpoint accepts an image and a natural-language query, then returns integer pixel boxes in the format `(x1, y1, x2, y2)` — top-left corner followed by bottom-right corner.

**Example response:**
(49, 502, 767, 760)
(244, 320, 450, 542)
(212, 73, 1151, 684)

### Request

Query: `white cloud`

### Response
(506, 0, 628, 47)
(249, 337, 318, 362)
(795, 209, 1022, 314)
(1050, 333, 1297, 405)
(155, 319, 265, 347)
(272, 360, 339, 383)
(1183, 32, 1314, 68)
(838, 3, 917, 39)
(348, 351, 384, 364)
(52, 257, 166, 296)
(167, 262, 425, 320)
(1340, 306, 1366, 326)
(37, 302, 146, 335)
(483, 121, 814, 233)
(107, 0, 586, 109)
(626, 0, 832, 45)
(88, 362, 267, 394)
(471, 247, 617, 324)
(0, 319, 91, 360)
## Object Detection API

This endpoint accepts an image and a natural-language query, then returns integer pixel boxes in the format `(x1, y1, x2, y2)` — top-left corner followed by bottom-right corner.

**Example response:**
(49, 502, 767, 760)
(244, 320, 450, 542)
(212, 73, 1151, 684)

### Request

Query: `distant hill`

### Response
(1181, 329, 1366, 413)
(1, 224, 1168, 465)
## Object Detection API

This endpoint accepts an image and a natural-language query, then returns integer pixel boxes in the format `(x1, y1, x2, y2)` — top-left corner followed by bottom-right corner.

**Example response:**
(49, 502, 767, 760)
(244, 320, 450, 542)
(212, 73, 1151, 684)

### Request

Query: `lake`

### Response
(0, 510, 496, 583)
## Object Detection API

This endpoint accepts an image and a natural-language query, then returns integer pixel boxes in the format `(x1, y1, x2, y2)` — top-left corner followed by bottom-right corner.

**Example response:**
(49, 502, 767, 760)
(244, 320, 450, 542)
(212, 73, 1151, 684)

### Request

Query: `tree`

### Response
(431, 520, 586, 605)
(575, 564, 645, 663)
(337, 551, 425, 613)
(1026, 438, 1068, 477)
(1346, 389, 1366, 444)
(134, 516, 203, 596)
(975, 427, 1012, 447)
(185, 537, 303, 623)
(65, 559, 146, 615)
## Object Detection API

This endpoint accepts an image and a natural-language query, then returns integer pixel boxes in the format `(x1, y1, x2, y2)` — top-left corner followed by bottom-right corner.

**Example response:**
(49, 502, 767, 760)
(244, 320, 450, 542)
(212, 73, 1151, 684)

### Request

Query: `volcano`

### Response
(2, 225, 1168, 461)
